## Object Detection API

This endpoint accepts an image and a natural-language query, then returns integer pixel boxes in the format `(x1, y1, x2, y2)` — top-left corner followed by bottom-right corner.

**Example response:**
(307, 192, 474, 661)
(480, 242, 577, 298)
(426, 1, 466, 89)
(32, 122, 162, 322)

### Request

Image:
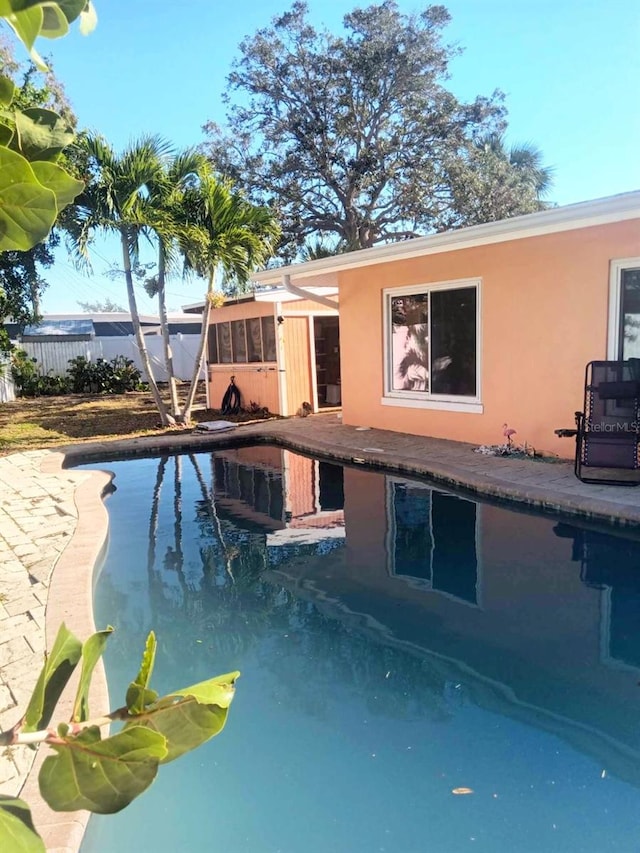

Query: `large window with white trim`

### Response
(384, 279, 480, 405)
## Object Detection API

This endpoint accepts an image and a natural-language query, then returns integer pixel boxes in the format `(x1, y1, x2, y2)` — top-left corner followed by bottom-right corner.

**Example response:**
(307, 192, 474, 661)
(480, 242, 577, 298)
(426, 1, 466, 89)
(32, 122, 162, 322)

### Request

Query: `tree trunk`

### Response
(180, 270, 214, 423)
(157, 249, 180, 419)
(120, 233, 174, 426)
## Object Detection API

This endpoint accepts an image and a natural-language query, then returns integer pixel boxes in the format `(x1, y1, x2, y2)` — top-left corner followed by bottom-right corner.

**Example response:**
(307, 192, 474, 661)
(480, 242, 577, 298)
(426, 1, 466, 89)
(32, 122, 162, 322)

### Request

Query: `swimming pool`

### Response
(80, 446, 640, 852)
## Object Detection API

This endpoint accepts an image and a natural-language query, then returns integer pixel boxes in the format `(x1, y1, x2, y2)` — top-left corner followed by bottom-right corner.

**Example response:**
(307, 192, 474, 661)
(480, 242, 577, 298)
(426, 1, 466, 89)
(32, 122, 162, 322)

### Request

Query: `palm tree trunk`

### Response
(180, 270, 214, 423)
(157, 249, 180, 419)
(121, 232, 174, 426)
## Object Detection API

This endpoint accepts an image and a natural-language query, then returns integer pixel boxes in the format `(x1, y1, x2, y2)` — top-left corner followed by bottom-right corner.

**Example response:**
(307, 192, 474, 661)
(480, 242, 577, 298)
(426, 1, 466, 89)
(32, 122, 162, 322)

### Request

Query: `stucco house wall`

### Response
(338, 219, 639, 455)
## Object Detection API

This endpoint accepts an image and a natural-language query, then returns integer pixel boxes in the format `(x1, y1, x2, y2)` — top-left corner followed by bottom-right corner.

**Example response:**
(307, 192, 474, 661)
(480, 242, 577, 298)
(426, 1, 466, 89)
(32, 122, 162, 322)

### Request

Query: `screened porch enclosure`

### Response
(205, 298, 340, 416)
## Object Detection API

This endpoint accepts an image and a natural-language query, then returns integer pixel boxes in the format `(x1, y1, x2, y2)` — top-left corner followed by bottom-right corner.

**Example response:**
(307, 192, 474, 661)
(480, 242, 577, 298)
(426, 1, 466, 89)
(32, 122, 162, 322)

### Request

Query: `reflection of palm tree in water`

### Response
(139, 451, 454, 722)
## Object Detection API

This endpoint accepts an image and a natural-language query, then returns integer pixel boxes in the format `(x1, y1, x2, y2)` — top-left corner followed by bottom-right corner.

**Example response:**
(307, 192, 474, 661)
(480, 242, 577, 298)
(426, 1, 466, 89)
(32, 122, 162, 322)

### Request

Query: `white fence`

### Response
(0, 358, 15, 403)
(19, 334, 206, 382)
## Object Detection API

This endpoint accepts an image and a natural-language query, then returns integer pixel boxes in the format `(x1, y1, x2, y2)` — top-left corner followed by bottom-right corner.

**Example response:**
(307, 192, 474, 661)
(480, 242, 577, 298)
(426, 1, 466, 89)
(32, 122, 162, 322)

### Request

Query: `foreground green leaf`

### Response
(13, 107, 74, 161)
(30, 160, 83, 208)
(56, 0, 90, 24)
(0, 122, 13, 146)
(1, 2, 95, 69)
(23, 622, 82, 732)
(71, 626, 113, 723)
(5, 5, 43, 51)
(0, 796, 45, 853)
(0, 75, 15, 107)
(125, 671, 240, 763)
(134, 630, 157, 689)
(39, 725, 168, 814)
(125, 630, 158, 714)
(0, 145, 58, 251)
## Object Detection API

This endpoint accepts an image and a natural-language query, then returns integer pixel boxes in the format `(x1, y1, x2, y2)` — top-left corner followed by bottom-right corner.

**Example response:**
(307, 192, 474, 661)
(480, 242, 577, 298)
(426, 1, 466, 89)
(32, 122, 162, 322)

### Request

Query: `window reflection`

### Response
(554, 522, 640, 670)
(386, 479, 479, 605)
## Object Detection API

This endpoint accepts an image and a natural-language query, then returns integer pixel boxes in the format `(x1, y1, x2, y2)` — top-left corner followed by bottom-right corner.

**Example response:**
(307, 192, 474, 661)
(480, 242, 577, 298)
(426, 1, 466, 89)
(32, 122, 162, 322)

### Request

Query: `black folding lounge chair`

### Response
(555, 360, 640, 485)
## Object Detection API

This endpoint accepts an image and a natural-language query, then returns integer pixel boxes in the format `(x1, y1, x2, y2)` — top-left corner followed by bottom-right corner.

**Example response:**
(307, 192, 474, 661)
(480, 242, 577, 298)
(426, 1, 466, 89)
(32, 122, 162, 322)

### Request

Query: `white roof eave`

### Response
(250, 190, 640, 286)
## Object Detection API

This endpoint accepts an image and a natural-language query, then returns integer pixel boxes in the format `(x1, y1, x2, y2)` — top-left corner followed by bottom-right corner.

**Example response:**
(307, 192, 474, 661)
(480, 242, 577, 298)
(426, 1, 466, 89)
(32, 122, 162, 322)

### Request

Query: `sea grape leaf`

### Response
(40, 3, 68, 38)
(55, 0, 90, 24)
(0, 75, 15, 107)
(22, 622, 82, 732)
(0, 122, 13, 146)
(31, 160, 83, 209)
(0, 145, 58, 251)
(124, 671, 240, 763)
(0, 1, 95, 29)
(4, 5, 43, 51)
(126, 631, 158, 715)
(13, 108, 74, 161)
(2, 1, 76, 14)
(134, 630, 157, 689)
(0, 0, 48, 15)
(0, 796, 45, 853)
(125, 683, 159, 715)
(1, 1, 56, 11)
(71, 626, 114, 723)
(38, 725, 168, 814)
(164, 673, 239, 707)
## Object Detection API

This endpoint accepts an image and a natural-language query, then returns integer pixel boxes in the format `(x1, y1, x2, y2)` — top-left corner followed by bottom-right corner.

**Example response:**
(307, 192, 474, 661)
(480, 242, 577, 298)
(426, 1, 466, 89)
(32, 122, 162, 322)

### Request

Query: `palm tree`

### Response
(178, 166, 281, 422)
(142, 149, 207, 421)
(480, 134, 554, 197)
(444, 134, 554, 229)
(68, 133, 176, 425)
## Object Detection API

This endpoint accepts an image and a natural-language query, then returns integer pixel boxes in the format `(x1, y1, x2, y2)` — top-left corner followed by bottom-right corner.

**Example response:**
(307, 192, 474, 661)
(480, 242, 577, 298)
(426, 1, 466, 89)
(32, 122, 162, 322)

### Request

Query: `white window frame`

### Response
(607, 257, 640, 360)
(382, 277, 483, 413)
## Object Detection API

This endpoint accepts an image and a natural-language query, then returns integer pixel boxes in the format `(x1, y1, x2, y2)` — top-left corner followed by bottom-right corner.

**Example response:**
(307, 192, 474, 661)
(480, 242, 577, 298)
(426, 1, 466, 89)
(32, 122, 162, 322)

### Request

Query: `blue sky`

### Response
(23, 0, 640, 313)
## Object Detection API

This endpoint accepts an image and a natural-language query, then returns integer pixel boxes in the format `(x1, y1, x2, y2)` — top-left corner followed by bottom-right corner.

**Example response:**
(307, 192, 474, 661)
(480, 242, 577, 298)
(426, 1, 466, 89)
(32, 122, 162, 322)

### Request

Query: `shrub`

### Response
(67, 355, 145, 394)
(10, 349, 70, 397)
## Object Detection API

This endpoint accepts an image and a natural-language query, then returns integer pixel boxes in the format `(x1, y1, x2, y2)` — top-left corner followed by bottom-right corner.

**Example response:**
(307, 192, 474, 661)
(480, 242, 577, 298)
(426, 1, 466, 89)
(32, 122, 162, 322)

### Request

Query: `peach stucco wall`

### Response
(284, 298, 338, 314)
(338, 220, 640, 456)
(208, 364, 280, 413)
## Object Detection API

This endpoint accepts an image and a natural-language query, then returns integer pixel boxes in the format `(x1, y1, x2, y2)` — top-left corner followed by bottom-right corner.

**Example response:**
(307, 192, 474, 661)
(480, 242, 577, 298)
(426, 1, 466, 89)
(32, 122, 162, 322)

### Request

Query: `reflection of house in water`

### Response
(210, 447, 345, 560)
(245, 458, 640, 789)
(187, 446, 640, 787)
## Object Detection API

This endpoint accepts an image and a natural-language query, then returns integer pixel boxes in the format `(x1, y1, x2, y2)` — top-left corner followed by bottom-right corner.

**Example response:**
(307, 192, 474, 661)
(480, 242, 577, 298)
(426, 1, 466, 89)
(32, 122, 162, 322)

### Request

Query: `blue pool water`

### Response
(79, 447, 640, 852)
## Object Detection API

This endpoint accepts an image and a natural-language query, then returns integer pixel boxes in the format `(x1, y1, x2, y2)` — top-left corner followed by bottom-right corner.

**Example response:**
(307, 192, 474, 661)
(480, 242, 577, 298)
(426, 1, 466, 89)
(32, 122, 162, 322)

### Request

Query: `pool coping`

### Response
(59, 418, 640, 530)
(18, 456, 112, 853)
(18, 415, 640, 850)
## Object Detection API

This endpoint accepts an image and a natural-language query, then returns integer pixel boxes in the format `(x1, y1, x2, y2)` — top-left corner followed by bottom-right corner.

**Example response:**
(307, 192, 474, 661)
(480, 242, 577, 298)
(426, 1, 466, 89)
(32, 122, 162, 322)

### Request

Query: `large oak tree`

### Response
(203, 2, 552, 258)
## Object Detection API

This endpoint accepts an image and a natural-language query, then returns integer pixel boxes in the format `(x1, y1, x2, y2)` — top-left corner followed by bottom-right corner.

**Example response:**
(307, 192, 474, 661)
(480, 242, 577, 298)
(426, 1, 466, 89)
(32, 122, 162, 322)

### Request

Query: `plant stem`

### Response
(0, 706, 130, 746)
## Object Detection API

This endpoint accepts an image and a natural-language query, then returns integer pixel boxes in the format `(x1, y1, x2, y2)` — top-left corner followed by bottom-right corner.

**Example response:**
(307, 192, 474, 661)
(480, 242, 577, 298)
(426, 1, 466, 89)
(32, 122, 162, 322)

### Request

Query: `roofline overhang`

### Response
(250, 190, 640, 286)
